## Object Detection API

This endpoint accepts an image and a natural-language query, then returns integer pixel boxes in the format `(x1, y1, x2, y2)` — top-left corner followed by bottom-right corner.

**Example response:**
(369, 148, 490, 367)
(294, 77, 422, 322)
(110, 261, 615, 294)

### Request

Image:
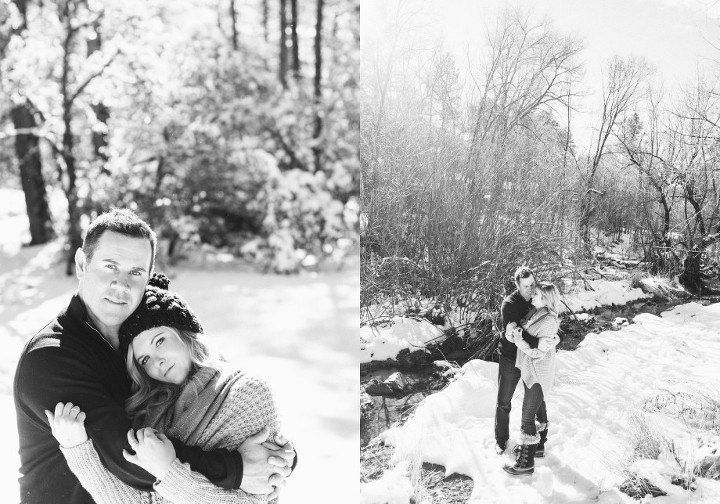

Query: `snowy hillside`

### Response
(362, 302, 720, 503)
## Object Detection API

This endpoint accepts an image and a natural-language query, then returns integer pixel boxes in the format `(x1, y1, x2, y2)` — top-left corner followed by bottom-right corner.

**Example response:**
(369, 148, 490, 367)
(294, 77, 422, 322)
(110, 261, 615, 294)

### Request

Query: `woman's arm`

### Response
(61, 440, 148, 504)
(155, 459, 267, 504)
(515, 334, 559, 359)
(50, 403, 271, 504)
(516, 315, 559, 358)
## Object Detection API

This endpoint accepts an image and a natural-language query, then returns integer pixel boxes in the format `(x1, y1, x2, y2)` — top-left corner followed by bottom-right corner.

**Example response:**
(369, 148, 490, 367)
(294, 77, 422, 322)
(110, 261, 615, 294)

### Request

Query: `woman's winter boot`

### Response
(503, 433, 539, 476)
(536, 422, 548, 458)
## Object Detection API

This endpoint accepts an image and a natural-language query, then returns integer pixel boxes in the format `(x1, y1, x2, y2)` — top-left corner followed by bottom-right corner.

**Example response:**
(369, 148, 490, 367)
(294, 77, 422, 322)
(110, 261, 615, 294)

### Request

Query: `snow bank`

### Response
(362, 302, 720, 503)
(561, 280, 649, 313)
(360, 317, 443, 363)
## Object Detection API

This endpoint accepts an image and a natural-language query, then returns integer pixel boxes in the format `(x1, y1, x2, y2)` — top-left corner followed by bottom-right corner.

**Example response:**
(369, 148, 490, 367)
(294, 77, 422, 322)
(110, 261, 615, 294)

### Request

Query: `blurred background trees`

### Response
(0, 0, 359, 273)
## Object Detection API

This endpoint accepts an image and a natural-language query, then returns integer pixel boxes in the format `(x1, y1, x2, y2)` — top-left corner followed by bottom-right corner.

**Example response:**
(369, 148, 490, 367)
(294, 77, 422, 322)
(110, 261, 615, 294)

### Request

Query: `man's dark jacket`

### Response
(498, 290, 539, 359)
(14, 294, 244, 503)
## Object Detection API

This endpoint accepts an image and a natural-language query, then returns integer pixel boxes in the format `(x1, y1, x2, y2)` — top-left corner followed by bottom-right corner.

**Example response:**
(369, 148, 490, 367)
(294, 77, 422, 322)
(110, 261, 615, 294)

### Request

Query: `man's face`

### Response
(517, 275, 536, 302)
(76, 231, 152, 336)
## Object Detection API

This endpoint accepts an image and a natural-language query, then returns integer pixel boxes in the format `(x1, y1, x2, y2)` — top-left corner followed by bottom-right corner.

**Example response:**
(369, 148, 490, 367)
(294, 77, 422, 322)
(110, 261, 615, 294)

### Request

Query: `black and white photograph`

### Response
(0, 0, 359, 502)
(361, 0, 720, 502)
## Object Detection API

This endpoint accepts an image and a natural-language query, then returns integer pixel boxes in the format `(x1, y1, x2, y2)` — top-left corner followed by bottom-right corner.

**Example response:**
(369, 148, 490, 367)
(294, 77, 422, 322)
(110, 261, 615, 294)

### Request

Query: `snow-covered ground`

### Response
(0, 190, 359, 503)
(362, 302, 720, 503)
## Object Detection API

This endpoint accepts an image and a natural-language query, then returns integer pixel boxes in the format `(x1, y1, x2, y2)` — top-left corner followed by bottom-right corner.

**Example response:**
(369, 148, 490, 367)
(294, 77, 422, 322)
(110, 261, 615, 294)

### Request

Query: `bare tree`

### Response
(290, 0, 299, 80)
(56, 0, 119, 273)
(312, 0, 323, 172)
(468, 10, 583, 155)
(10, 98, 53, 244)
(279, 0, 288, 87)
(578, 55, 651, 250)
(229, 0, 238, 50)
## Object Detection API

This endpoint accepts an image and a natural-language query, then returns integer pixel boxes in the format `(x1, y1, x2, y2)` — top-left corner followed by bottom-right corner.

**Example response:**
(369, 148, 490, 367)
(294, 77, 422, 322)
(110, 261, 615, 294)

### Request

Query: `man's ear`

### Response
(75, 248, 87, 279)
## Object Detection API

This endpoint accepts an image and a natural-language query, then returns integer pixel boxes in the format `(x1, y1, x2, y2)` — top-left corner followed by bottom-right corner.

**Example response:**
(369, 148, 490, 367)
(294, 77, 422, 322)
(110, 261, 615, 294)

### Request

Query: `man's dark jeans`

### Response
(495, 353, 521, 446)
(521, 382, 547, 437)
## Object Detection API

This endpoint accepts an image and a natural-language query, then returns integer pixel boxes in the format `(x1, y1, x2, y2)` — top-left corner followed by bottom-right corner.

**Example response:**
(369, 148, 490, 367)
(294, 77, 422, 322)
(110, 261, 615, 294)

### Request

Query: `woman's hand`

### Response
(45, 402, 88, 449)
(263, 432, 295, 500)
(122, 427, 176, 480)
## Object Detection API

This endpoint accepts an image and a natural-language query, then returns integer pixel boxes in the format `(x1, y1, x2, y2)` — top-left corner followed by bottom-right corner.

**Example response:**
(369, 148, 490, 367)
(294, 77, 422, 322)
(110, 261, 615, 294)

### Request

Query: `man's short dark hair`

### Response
(514, 266, 535, 285)
(83, 208, 157, 272)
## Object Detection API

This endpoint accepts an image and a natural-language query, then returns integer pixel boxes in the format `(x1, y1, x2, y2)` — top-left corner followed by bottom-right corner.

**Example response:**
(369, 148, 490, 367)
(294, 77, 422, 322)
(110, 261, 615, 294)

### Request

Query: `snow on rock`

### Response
(363, 301, 720, 503)
(360, 461, 415, 504)
(360, 317, 443, 363)
(561, 280, 649, 313)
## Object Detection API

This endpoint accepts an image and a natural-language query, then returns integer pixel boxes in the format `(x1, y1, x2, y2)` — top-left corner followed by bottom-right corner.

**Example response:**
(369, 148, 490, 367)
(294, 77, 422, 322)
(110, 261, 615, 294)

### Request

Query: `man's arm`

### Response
(501, 300, 539, 349)
(17, 347, 243, 490)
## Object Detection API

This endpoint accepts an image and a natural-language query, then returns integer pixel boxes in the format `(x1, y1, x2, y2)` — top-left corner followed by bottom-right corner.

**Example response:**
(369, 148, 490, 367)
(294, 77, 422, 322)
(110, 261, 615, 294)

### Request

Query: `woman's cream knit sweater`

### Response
(60, 370, 278, 504)
(514, 308, 560, 393)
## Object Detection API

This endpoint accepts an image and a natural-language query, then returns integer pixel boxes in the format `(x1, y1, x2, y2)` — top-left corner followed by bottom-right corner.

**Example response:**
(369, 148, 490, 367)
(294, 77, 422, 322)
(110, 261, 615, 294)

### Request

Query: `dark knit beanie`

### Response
(119, 273, 203, 357)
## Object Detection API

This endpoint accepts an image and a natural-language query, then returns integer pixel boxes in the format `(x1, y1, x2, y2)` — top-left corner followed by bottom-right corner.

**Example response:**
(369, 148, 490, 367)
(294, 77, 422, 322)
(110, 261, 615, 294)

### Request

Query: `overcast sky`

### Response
(362, 0, 720, 150)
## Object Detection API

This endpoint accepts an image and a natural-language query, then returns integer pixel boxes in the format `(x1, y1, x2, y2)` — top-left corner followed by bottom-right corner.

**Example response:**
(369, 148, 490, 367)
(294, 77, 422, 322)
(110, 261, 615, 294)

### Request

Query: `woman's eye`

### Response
(140, 357, 148, 366)
(156, 337, 164, 347)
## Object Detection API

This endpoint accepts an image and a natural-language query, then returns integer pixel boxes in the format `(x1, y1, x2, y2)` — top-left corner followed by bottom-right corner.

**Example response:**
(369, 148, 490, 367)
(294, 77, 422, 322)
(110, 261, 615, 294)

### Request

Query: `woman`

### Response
(502, 283, 561, 476)
(45, 274, 294, 503)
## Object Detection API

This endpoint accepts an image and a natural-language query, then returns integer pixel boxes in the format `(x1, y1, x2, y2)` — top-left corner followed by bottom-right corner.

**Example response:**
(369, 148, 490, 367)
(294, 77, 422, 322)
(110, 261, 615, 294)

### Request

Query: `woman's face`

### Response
(131, 326, 192, 385)
(531, 289, 544, 308)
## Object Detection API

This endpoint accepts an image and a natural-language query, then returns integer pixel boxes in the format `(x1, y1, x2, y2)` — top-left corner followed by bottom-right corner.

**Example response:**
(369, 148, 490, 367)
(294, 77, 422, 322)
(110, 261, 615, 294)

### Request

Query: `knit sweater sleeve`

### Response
(60, 440, 149, 504)
(155, 459, 267, 504)
(61, 439, 266, 504)
(516, 315, 559, 359)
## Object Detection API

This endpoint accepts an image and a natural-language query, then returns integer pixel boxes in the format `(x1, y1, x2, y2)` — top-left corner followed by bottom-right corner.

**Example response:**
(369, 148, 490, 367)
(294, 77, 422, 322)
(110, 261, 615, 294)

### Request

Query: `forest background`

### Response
(0, 0, 359, 274)
(361, 0, 720, 323)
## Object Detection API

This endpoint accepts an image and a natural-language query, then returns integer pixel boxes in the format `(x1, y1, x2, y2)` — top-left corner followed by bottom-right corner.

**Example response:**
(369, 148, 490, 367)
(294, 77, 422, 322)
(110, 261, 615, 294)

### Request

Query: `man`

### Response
(14, 209, 294, 503)
(494, 265, 540, 454)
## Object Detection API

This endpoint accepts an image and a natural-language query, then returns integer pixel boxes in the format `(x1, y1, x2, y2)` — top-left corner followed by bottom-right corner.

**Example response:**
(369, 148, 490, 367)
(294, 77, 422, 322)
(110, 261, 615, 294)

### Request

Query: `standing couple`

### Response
(495, 266, 561, 476)
(14, 209, 297, 503)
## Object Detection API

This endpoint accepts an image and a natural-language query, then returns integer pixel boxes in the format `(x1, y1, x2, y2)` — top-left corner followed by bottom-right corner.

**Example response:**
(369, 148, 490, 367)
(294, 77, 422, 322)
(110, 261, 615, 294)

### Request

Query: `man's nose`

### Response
(111, 273, 131, 289)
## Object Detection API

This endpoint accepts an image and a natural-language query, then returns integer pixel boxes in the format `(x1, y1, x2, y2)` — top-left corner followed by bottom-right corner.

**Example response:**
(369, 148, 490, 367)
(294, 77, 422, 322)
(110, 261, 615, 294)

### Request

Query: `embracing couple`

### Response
(495, 266, 561, 476)
(14, 209, 297, 503)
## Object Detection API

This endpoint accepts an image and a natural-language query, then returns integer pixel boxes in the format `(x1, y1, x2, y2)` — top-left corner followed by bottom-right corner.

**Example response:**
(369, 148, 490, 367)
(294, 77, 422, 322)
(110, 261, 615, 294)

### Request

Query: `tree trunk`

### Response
(279, 0, 288, 88)
(10, 101, 53, 245)
(679, 248, 704, 295)
(87, 25, 110, 172)
(63, 106, 83, 275)
(290, 0, 300, 80)
(262, 0, 269, 42)
(312, 0, 323, 172)
(229, 0, 238, 50)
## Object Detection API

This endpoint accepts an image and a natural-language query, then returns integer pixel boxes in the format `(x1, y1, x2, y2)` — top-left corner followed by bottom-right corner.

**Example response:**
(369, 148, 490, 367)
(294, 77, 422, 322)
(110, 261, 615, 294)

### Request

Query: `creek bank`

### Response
(361, 292, 720, 448)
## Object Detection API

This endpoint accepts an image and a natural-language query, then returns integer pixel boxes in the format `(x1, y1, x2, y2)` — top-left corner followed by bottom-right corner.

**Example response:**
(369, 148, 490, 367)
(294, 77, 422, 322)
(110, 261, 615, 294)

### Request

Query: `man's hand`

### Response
(238, 427, 292, 495)
(45, 402, 88, 449)
(505, 322, 518, 342)
(122, 428, 176, 481)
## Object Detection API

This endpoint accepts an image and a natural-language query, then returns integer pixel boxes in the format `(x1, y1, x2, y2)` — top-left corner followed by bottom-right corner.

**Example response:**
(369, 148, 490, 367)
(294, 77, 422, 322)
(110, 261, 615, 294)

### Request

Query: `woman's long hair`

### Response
(125, 327, 217, 427)
(538, 283, 562, 315)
